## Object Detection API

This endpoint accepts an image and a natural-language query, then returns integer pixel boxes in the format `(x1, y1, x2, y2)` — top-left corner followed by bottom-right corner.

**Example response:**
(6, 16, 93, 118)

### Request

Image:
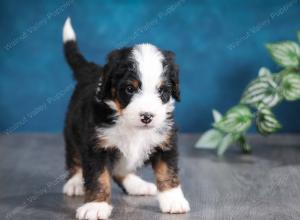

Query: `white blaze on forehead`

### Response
(132, 43, 164, 91)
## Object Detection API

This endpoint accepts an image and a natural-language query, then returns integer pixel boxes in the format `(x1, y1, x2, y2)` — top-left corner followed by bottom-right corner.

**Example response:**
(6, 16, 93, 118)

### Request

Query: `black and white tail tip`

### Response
(63, 17, 76, 43)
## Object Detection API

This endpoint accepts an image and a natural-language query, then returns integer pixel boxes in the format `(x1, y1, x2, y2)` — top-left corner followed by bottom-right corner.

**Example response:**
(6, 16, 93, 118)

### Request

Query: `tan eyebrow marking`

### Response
(127, 79, 140, 89)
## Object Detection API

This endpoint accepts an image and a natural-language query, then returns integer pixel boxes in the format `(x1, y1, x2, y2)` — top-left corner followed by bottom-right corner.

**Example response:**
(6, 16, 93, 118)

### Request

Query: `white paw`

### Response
(158, 186, 190, 214)
(63, 172, 84, 196)
(122, 174, 157, 196)
(76, 202, 113, 220)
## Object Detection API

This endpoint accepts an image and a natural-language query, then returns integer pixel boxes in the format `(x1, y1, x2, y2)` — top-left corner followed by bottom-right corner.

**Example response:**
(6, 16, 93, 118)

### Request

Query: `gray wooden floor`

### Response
(1, 134, 300, 220)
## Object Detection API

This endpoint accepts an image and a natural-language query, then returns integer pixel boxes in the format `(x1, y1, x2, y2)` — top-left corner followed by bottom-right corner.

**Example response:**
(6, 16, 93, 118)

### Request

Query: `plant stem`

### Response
(240, 142, 252, 154)
(238, 136, 252, 154)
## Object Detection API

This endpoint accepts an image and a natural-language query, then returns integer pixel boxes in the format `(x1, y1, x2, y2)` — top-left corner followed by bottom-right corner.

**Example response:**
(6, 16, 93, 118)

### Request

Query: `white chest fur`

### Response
(97, 123, 170, 175)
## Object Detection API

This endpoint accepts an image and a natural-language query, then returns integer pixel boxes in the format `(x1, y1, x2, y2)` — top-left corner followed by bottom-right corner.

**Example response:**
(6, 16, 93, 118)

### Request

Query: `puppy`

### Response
(62, 17, 190, 220)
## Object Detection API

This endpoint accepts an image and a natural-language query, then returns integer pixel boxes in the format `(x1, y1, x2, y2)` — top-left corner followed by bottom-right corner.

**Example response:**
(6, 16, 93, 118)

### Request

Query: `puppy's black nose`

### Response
(140, 112, 154, 124)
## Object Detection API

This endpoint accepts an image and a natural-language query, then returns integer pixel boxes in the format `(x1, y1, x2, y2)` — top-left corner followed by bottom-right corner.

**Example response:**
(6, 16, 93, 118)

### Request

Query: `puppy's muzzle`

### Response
(140, 112, 154, 124)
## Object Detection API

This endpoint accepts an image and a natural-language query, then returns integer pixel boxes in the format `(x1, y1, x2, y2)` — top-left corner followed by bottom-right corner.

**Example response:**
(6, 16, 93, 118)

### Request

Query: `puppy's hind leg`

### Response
(114, 173, 157, 196)
(63, 168, 84, 196)
(63, 137, 84, 197)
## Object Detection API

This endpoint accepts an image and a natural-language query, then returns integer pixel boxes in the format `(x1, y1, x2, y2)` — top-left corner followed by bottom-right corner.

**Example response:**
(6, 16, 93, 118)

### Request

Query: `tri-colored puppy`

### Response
(62, 17, 190, 220)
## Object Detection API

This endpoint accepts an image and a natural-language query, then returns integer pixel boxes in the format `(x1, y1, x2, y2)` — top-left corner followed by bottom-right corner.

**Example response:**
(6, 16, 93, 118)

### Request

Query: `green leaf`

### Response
(214, 105, 253, 134)
(195, 129, 224, 149)
(217, 134, 235, 156)
(241, 72, 281, 107)
(258, 67, 272, 78)
(257, 102, 267, 111)
(266, 41, 300, 68)
(212, 109, 222, 123)
(256, 107, 281, 135)
(280, 73, 300, 101)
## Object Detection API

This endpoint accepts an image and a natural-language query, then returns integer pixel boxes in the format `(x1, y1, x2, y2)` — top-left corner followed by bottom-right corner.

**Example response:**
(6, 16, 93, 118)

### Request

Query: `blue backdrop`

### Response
(1, 0, 300, 133)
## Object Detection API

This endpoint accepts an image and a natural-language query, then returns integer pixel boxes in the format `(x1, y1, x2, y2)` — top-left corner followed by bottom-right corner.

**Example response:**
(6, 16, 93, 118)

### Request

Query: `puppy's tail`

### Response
(63, 17, 101, 83)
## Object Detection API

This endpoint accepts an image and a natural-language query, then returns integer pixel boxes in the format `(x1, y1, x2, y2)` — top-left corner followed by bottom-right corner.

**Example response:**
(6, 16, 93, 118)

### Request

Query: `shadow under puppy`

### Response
(62, 17, 190, 220)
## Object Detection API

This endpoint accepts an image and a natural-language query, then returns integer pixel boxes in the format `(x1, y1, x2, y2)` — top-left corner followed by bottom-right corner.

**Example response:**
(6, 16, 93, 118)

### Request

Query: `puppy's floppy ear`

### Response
(95, 49, 125, 102)
(95, 76, 105, 103)
(163, 50, 181, 102)
(94, 51, 117, 102)
(107, 49, 123, 63)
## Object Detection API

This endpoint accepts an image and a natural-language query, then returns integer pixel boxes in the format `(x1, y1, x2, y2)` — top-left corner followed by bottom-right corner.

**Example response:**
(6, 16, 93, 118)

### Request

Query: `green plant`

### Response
(195, 31, 300, 156)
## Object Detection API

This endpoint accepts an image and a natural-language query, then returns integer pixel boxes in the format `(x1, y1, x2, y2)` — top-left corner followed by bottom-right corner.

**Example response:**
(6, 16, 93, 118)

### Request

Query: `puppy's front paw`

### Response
(63, 173, 84, 196)
(158, 186, 190, 214)
(76, 202, 113, 220)
(122, 174, 157, 196)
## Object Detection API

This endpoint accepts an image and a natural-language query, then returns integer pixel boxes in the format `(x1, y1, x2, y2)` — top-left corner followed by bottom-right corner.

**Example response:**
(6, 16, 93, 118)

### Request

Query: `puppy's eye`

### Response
(158, 87, 164, 95)
(125, 85, 135, 95)
(158, 86, 168, 95)
(158, 85, 171, 103)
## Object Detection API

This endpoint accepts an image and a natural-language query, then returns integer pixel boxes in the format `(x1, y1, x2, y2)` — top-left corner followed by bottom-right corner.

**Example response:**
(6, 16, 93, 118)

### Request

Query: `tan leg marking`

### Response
(85, 168, 111, 203)
(153, 160, 180, 192)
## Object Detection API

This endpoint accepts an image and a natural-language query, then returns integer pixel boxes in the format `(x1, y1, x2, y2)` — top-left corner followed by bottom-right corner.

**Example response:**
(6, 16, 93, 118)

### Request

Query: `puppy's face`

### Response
(98, 44, 180, 130)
